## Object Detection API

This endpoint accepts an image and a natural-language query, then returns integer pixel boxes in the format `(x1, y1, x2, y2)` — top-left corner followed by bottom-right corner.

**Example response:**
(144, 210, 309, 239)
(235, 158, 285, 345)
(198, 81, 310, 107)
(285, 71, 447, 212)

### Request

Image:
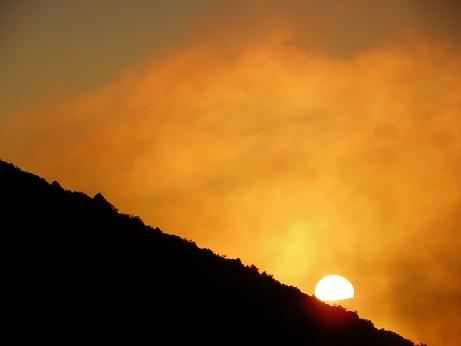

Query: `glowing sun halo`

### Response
(315, 275, 354, 301)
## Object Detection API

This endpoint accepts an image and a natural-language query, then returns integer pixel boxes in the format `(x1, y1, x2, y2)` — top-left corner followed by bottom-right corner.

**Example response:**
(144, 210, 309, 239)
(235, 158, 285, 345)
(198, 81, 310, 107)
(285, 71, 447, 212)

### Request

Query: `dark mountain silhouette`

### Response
(1, 160, 424, 345)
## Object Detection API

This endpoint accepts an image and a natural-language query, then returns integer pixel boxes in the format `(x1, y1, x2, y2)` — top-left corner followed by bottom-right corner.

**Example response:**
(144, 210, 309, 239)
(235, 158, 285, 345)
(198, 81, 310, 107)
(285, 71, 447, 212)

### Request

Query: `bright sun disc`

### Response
(315, 275, 354, 301)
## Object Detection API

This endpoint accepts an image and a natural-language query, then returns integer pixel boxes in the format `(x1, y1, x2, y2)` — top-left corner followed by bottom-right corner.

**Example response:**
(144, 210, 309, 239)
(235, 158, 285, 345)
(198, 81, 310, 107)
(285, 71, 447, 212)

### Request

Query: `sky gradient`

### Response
(2, 2, 461, 345)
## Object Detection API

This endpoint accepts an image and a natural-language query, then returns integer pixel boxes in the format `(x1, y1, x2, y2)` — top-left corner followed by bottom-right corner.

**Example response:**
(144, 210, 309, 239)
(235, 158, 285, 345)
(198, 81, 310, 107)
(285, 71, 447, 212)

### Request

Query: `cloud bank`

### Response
(2, 3, 461, 345)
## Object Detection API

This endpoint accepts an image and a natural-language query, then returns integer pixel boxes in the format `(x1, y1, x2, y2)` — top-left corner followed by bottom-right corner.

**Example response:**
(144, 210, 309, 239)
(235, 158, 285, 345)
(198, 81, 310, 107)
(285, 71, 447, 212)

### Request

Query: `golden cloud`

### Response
(2, 31, 460, 345)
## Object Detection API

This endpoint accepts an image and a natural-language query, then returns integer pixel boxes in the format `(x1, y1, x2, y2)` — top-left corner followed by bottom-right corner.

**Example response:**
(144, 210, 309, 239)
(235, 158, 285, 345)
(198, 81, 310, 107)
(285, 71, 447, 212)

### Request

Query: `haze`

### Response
(1, 2, 461, 345)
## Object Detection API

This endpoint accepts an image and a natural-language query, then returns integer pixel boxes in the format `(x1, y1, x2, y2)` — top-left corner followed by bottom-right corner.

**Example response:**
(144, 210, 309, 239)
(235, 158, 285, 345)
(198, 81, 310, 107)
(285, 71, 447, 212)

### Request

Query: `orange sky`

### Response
(2, 2, 461, 345)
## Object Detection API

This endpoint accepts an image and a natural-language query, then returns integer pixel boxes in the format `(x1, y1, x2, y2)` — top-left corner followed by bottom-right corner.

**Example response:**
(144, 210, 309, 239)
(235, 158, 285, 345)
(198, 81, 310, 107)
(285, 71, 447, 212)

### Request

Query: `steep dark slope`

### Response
(0, 160, 419, 345)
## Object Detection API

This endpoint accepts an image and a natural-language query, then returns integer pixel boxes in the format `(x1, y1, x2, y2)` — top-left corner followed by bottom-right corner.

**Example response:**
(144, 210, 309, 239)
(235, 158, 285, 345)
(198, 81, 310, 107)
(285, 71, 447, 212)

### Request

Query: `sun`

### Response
(314, 275, 354, 301)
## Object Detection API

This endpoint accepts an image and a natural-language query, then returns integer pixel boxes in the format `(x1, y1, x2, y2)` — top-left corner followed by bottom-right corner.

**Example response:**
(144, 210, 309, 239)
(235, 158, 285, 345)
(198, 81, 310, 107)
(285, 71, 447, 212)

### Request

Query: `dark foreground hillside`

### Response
(1, 160, 420, 345)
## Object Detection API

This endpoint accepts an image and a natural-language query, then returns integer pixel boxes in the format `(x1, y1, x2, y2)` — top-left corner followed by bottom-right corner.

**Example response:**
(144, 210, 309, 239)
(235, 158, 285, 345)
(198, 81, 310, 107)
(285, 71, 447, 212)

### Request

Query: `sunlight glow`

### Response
(315, 275, 354, 301)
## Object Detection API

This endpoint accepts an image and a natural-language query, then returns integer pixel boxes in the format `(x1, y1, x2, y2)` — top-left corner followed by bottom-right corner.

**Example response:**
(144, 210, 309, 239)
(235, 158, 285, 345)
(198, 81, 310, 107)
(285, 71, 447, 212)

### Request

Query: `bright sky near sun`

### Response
(1, 2, 461, 345)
